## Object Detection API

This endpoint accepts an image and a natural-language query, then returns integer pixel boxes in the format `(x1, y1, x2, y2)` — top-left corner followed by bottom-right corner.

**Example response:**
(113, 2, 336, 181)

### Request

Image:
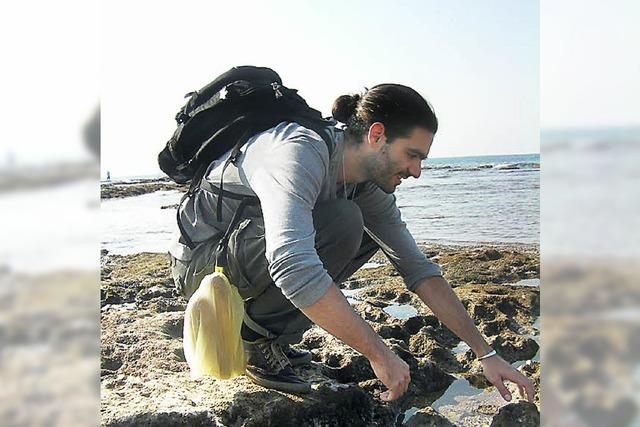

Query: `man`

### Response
(170, 84, 534, 402)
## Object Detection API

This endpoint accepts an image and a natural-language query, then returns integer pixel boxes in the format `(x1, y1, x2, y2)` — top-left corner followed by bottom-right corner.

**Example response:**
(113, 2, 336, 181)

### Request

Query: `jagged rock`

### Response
(300, 327, 332, 350)
(468, 302, 496, 321)
(478, 315, 511, 337)
(416, 325, 460, 349)
(402, 315, 440, 335)
(489, 334, 539, 363)
(476, 249, 502, 261)
(395, 291, 414, 304)
(462, 361, 492, 389)
(221, 383, 397, 427)
(386, 341, 455, 394)
(352, 302, 390, 323)
(490, 402, 539, 426)
(319, 349, 375, 383)
(101, 249, 539, 427)
(405, 406, 455, 426)
(409, 334, 462, 373)
(375, 323, 410, 343)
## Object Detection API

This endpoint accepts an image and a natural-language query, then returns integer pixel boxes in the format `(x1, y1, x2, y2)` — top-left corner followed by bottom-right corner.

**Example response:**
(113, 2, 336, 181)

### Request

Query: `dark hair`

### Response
(331, 84, 438, 143)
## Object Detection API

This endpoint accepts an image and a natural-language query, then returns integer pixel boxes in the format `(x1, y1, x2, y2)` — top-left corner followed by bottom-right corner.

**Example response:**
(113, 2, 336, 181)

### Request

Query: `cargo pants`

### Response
(171, 199, 379, 344)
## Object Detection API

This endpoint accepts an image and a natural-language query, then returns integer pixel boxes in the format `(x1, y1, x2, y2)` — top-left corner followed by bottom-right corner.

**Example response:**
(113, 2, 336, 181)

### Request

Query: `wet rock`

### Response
(439, 248, 538, 285)
(375, 323, 410, 343)
(489, 334, 539, 363)
(468, 302, 496, 321)
(478, 316, 511, 337)
(101, 248, 539, 426)
(221, 383, 397, 427)
(320, 350, 375, 383)
(402, 315, 439, 335)
(476, 249, 502, 261)
(352, 302, 390, 323)
(490, 402, 540, 426)
(107, 410, 215, 426)
(417, 325, 460, 349)
(386, 341, 455, 394)
(161, 316, 184, 339)
(409, 334, 463, 373)
(101, 179, 187, 200)
(300, 328, 332, 350)
(462, 361, 492, 389)
(405, 406, 455, 427)
(395, 291, 413, 304)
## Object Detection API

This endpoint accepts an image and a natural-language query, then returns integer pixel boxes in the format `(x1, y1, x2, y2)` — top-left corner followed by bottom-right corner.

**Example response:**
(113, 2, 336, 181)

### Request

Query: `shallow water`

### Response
(101, 153, 539, 255)
(431, 377, 485, 411)
(513, 278, 540, 287)
(101, 190, 182, 255)
(383, 303, 418, 319)
(452, 341, 470, 355)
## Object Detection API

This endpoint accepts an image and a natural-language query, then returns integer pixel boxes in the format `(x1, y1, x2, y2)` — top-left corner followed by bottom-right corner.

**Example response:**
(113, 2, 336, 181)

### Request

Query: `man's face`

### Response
(365, 127, 434, 193)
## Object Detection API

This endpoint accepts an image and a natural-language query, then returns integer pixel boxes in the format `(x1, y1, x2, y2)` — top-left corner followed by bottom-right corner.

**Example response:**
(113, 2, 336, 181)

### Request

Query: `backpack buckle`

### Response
(175, 110, 190, 124)
(271, 82, 283, 99)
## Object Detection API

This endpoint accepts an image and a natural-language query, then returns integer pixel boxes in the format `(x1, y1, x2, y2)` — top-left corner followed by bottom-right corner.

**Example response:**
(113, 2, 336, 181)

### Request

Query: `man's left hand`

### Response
(480, 355, 535, 403)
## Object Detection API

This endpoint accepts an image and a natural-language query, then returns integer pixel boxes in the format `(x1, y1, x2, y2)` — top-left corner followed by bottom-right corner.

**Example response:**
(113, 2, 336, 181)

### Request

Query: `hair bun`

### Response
(331, 94, 360, 124)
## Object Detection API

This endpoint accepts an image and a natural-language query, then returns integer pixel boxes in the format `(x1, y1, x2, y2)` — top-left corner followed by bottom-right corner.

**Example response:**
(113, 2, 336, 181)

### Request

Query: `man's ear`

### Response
(366, 122, 386, 148)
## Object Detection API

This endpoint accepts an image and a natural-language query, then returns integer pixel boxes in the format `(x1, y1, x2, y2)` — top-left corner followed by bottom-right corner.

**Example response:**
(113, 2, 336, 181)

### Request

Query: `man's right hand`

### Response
(300, 285, 411, 401)
(369, 347, 411, 401)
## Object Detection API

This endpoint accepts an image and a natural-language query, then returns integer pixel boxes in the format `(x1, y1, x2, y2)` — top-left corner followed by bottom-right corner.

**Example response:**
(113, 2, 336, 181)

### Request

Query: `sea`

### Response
(100, 153, 540, 255)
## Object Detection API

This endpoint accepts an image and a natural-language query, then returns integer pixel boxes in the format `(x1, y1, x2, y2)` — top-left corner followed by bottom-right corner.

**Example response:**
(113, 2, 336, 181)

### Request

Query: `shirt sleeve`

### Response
(242, 124, 334, 309)
(353, 182, 443, 292)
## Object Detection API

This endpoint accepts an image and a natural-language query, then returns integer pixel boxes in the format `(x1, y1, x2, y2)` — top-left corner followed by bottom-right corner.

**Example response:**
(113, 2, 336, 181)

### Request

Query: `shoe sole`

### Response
(245, 370, 311, 395)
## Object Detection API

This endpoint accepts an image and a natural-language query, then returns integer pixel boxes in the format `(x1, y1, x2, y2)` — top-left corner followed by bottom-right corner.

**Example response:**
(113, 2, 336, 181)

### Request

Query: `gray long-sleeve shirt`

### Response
(170, 121, 441, 308)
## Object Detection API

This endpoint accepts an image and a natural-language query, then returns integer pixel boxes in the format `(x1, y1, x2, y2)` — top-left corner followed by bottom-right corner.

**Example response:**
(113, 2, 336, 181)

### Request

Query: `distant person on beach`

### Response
(170, 84, 534, 401)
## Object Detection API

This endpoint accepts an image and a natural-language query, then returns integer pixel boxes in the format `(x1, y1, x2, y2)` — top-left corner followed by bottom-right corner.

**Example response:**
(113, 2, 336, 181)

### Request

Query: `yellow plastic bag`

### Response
(183, 268, 246, 379)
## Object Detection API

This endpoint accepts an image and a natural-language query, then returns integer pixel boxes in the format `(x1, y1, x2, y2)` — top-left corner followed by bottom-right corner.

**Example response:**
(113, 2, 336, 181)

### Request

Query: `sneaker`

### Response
(244, 339, 311, 394)
(282, 344, 313, 367)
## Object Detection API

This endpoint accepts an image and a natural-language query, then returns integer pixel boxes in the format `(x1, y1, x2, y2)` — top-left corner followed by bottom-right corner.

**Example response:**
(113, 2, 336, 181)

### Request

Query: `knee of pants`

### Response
(314, 199, 364, 257)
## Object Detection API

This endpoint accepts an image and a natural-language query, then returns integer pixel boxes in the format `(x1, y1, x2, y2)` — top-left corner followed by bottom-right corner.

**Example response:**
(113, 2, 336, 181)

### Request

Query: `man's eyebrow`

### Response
(408, 148, 428, 160)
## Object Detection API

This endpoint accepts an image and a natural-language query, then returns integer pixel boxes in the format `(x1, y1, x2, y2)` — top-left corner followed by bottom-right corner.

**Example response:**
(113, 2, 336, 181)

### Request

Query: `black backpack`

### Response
(158, 65, 333, 186)
(158, 66, 334, 249)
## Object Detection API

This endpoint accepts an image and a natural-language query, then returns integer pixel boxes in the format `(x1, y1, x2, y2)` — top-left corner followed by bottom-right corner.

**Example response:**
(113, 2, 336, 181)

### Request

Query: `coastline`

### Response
(98, 177, 540, 425)
(100, 243, 540, 426)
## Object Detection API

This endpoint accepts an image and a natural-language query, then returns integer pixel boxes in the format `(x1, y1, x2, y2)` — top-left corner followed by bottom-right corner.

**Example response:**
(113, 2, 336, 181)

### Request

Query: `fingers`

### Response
(494, 378, 512, 402)
(380, 370, 411, 402)
(504, 369, 535, 403)
(524, 379, 535, 403)
(506, 369, 535, 403)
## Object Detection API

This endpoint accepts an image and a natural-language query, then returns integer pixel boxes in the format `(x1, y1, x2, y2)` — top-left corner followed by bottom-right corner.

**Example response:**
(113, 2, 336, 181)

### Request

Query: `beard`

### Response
(363, 145, 405, 194)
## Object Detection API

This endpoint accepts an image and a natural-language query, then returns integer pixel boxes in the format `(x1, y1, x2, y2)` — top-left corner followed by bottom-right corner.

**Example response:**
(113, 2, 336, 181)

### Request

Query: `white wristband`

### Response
(477, 349, 497, 361)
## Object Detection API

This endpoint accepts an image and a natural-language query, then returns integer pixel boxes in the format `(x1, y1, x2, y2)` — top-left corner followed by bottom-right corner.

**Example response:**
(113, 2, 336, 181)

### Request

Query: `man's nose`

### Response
(409, 160, 422, 179)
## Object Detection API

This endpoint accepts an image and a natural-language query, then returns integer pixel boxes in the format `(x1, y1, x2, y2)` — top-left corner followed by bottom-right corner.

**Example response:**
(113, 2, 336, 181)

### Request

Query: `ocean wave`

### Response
(493, 162, 540, 170)
(423, 162, 539, 172)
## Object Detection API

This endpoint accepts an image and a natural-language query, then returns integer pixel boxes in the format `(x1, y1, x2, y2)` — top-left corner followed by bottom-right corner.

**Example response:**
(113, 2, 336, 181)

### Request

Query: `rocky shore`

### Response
(101, 244, 540, 426)
(101, 178, 187, 200)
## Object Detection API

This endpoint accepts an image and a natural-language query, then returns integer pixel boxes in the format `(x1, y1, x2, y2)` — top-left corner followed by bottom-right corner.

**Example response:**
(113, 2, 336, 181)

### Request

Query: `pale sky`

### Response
(541, 0, 640, 129)
(101, 0, 539, 178)
(2, 1, 637, 177)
